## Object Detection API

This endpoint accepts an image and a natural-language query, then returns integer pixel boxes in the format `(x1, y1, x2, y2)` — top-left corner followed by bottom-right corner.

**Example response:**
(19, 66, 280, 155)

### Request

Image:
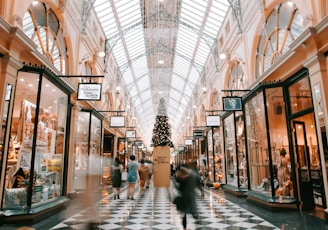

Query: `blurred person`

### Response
(82, 153, 102, 229)
(138, 159, 149, 195)
(146, 161, 153, 188)
(190, 160, 205, 197)
(127, 155, 138, 200)
(174, 164, 203, 230)
(112, 157, 123, 199)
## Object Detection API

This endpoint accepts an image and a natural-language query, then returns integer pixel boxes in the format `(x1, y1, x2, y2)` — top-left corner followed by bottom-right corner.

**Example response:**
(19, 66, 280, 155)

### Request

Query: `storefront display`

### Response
(2, 70, 70, 210)
(223, 111, 246, 189)
(224, 114, 237, 187)
(213, 127, 224, 183)
(245, 91, 273, 196)
(244, 72, 324, 209)
(73, 111, 102, 191)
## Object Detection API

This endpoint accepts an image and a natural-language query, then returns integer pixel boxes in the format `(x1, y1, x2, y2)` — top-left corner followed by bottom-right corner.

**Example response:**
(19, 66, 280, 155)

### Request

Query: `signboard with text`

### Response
(77, 83, 102, 100)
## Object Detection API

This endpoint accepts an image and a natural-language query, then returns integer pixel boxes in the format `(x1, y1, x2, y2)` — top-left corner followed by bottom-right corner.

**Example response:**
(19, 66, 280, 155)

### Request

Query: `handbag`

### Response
(122, 171, 127, 181)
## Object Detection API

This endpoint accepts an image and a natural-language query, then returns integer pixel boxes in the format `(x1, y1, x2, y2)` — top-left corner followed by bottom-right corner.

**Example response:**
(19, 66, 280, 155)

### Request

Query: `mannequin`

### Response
(275, 148, 293, 196)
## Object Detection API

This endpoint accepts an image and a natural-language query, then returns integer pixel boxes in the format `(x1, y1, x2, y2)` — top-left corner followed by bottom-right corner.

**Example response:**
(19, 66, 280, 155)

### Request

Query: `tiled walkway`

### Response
(2, 181, 328, 229)
(50, 184, 280, 230)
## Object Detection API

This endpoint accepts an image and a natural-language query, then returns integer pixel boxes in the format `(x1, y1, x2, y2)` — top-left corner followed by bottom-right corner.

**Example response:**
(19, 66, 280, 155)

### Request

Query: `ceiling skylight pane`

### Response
(140, 90, 151, 102)
(92, 0, 232, 146)
(171, 77, 185, 92)
(130, 85, 138, 98)
(137, 77, 150, 92)
(123, 69, 134, 85)
(170, 90, 182, 101)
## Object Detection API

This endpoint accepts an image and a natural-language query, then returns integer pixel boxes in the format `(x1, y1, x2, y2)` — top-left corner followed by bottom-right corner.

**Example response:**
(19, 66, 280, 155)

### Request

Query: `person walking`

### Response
(112, 157, 123, 199)
(138, 159, 149, 196)
(127, 155, 138, 200)
(174, 164, 203, 230)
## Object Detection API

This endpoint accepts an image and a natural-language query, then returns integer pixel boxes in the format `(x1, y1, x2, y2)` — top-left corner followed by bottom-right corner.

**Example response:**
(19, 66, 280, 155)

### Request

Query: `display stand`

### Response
(153, 146, 170, 187)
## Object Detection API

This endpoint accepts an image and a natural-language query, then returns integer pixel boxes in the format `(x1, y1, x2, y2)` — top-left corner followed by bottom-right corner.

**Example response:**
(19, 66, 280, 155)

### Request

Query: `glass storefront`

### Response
(1, 84, 12, 185)
(287, 76, 324, 210)
(245, 91, 269, 194)
(244, 70, 324, 208)
(265, 87, 291, 197)
(223, 111, 246, 189)
(213, 127, 224, 183)
(2, 70, 69, 210)
(224, 114, 237, 186)
(73, 111, 102, 191)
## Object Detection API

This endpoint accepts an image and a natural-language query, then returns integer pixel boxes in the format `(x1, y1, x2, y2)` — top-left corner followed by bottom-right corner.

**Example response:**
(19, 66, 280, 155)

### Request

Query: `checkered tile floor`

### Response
(51, 183, 280, 230)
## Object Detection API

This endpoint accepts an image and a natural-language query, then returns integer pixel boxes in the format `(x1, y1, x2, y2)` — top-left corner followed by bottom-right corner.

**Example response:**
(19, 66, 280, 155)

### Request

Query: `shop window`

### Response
(244, 92, 270, 193)
(265, 87, 294, 197)
(224, 114, 237, 187)
(1, 84, 13, 188)
(80, 62, 97, 83)
(256, 1, 303, 77)
(22, 2, 67, 74)
(3, 71, 68, 209)
(73, 112, 102, 191)
(288, 77, 312, 114)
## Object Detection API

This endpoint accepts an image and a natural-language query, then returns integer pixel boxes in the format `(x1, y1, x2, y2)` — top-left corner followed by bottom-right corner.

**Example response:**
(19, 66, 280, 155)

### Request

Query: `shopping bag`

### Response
(122, 171, 127, 181)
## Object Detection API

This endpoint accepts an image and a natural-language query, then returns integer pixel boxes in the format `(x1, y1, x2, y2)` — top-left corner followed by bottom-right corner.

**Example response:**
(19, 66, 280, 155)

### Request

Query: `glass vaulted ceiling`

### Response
(93, 0, 230, 146)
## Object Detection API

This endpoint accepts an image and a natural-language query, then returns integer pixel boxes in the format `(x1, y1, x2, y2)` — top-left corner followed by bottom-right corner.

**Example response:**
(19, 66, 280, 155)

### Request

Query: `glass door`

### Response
(292, 120, 315, 210)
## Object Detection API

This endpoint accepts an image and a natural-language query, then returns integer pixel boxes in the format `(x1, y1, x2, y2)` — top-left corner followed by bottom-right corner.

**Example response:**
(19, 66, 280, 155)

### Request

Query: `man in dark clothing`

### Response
(174, 164, 204, 230)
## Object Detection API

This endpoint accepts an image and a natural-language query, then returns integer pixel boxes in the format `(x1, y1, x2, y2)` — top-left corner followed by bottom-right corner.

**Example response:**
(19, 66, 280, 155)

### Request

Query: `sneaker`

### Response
(130, 197, 134, 200)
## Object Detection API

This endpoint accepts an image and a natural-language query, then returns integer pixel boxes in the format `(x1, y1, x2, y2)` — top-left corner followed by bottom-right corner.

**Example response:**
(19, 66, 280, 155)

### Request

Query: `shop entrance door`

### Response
(292, 120, 315, 211)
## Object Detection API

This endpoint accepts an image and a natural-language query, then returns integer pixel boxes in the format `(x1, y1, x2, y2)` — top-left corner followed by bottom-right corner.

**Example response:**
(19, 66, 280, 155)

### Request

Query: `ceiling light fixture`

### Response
(158, 60, 164, 64)
(97, 51, 105, 57)
(219, 53, 227, 59)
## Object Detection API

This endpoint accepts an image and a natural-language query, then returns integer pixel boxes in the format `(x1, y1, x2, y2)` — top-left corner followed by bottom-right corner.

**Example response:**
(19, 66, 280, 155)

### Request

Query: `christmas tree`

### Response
(151, 98, 173, 147)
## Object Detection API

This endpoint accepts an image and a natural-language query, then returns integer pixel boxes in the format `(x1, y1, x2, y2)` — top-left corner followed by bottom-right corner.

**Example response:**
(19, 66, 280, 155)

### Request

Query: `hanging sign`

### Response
(110, 116, 125, 127)
(193, 130, 204, 138)
(126, 130, 136, 138)
(222, 97, 243, 111)
(206, 115, 221, 126)
(184, 139, 192, 145)
(77, 83, 102, 100)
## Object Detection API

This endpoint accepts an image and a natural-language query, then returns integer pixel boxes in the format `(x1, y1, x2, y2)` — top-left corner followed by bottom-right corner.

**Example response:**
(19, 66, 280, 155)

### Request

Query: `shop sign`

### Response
(206, 115, 221, 126)
(77, 83, 102, 100)
(193, 130, 204, 138)
(126, 130, 136, 138)
(222, 97, 242, 111)
(110, 116, 125, 127)
(184, 139, 192, 145)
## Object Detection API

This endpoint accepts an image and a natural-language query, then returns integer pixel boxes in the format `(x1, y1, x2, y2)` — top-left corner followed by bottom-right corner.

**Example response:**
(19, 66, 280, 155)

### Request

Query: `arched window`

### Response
(80, 62, 97, 83)
(256, 1, 303, 77)
(228, 60, 246, 90)
(23, 1, 67, 74)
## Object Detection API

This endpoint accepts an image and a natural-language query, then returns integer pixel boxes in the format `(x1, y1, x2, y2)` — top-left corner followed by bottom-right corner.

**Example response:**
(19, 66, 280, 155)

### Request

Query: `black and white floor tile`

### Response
(51, 184, 280, 230)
